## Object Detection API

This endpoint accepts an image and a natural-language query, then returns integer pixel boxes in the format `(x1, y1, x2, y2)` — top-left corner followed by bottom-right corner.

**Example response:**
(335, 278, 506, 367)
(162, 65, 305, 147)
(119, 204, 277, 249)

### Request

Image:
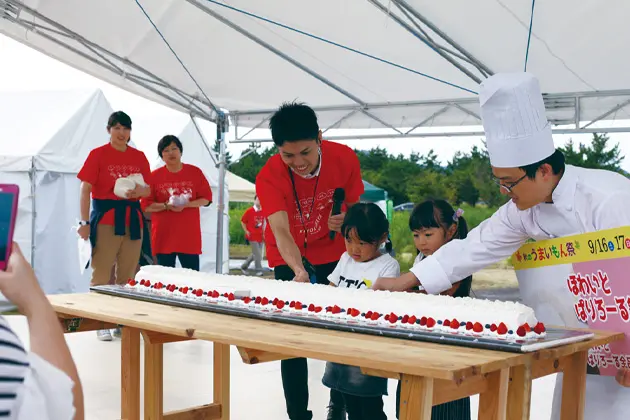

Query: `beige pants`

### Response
(91, 224, 143, 287)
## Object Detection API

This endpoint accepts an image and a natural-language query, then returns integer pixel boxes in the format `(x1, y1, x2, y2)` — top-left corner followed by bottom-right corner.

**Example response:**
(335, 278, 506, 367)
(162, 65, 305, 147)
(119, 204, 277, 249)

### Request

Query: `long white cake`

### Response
(126, 265, 546, 341)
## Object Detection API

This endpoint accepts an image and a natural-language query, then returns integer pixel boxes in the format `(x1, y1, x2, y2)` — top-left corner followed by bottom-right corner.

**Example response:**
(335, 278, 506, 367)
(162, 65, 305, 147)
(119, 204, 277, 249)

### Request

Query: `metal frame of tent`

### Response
(4, 0, 630, 272)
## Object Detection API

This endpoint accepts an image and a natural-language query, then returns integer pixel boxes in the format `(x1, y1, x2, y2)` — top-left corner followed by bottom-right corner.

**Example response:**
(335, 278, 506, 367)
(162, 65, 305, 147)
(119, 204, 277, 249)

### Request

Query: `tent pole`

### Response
(28, 160, 36, 267)
(215, 112, 229, 274)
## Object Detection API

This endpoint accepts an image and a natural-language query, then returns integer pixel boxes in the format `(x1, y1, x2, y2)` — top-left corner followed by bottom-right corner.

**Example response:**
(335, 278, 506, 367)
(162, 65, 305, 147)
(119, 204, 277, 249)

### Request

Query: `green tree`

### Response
(559, 133, 624, 172)
(229, 145, 276, 183)
(212, 138, 233, 166)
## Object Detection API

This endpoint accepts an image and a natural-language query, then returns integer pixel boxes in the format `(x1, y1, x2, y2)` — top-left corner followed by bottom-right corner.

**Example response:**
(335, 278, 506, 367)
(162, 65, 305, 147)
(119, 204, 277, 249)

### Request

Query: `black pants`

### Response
(336, 390, 386, 420)
(156, 253, 200, 271)
(396, 381, 470, 420)
(275, 261, 340, 420)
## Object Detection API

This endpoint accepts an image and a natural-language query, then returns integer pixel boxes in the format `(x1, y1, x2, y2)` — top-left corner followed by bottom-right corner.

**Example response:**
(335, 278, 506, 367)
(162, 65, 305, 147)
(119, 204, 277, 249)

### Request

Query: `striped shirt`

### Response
(0, 316, 75, 419)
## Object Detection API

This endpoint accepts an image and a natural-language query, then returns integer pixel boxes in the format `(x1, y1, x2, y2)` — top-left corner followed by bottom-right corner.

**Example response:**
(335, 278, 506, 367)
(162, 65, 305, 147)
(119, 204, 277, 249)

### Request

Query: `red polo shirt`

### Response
(241, 206, 265, 243)
(256, 140, 364, 267)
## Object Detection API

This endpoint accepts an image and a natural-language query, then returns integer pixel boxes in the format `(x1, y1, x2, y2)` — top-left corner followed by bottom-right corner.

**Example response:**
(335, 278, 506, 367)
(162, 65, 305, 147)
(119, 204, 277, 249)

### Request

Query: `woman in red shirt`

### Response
(77, 111, 152, 341)
(240, 195, 265, 275)
(141, 135, 212, 271)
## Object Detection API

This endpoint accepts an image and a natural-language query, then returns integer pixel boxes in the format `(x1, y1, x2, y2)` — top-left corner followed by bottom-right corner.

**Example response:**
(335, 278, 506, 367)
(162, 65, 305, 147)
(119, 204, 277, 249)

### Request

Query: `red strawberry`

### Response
(228, 293, 235, 301)
(370, 312, 379, 321)
(295, 302, 303, 310)
(516, 326, 526, 337)
(211, 290, 219, 298)
(384, 314, 390, 321)
(490, 323, 497, 332)
(523, 323, 532, 332)
(352, 308, 361, 317)
(451, 319, 460, 329)
(261, 297, 269, 305)
(332, 305, 341, 314)
(408, 315, 417, 324)
(534, 322, 546, 334)
(290, 301, 296, 308)
(365, 311, 373, 319)
(497, 323, 508, 335)
(314, 306, 323, 313)
(182, 287, 189, 294)
(276, 300, 285, 309)
(273, 298, 279, 305)
(466, 322, 473, 331)
(443, 319, 451, 327)
(255, 297, 262, 304)
(144, 280, 151, 287)
(389, 314, 397, 324)
(196, 289, 203, 297)
(419, 316, 427, 326)
(402, 315, 409, 324)
(473, 322, 483, 333)
(243, 297, 252, 304)
(308, 303, 315, 312)
(140, 279, 146, 286)
(426, 317, 436, 328)
(128, 279, 137, 286)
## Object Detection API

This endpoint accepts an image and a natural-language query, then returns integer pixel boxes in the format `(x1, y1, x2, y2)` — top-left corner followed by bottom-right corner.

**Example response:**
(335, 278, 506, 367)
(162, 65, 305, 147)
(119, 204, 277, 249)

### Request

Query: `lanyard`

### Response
(288, 168, 320, 250)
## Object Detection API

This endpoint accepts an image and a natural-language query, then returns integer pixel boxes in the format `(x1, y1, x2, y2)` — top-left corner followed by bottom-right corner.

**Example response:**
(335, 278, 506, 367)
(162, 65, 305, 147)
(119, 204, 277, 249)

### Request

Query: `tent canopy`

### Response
(228, 171, 256, 203)
(0, 89, 113, 293)
(361, 180, 387, 203)
(2, 0, 630, 141)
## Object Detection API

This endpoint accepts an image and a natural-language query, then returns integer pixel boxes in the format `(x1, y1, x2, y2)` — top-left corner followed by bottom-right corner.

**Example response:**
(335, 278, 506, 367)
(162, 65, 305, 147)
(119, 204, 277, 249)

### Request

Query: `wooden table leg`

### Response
(399, 374, 434, 420)
(213, 343, 230, 420)
(506, 362, 533, 420)
(144, 340, 164, 420)
(560, 350, 588, 420)
(478, 368, 509, 420)
(121, 327, 141, 420)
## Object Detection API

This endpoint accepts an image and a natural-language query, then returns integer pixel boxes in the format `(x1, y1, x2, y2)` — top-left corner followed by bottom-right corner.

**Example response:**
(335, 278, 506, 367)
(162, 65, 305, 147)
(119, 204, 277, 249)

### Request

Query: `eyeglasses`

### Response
(492, 174, 527, 194)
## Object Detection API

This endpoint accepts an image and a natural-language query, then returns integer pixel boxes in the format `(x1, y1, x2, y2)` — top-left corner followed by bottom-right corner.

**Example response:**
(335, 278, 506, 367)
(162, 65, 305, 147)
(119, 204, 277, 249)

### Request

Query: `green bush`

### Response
(229, 208, 247, 245)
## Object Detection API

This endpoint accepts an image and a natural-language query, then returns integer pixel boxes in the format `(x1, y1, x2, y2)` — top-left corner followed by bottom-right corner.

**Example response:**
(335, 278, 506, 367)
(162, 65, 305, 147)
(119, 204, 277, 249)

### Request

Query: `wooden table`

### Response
(50, 293, 622, 420)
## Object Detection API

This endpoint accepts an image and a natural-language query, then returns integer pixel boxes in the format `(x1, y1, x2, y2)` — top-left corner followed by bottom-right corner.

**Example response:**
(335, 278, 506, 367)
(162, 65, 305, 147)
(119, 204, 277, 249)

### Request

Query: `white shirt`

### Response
(0, 317, 75, 420)
(410, 164, 630, 419)
(329, 252, 400, 289)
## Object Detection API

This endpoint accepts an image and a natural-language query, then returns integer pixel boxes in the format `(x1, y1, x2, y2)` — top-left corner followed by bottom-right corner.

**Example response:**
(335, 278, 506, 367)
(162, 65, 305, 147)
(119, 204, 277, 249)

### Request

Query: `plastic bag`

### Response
(77, 237, 91, 274)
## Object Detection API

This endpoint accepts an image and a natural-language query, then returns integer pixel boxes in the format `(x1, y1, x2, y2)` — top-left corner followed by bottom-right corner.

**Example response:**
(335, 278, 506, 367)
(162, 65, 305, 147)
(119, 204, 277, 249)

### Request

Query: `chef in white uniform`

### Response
(373, 72, 630, 418)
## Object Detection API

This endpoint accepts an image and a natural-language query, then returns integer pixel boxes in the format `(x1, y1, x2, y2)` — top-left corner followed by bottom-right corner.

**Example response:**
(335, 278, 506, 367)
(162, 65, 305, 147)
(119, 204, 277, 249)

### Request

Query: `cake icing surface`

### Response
(127, 266, 546, 341)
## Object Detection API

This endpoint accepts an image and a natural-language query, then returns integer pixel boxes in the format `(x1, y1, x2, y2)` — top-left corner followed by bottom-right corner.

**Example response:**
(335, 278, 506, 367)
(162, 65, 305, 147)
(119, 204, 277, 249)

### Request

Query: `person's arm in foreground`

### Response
(374, 204, 529, 294)
(0, 244, 84, 419)
(267, 211, 309, 282)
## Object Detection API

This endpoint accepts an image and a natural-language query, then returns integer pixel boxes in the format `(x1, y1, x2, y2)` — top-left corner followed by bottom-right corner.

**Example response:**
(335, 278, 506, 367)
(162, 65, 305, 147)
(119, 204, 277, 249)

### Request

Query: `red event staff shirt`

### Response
(141, 164, 212, 255)
(77, 143, 152, 226)
(256, 140, 364, 268)
(241, 207, 265, 243)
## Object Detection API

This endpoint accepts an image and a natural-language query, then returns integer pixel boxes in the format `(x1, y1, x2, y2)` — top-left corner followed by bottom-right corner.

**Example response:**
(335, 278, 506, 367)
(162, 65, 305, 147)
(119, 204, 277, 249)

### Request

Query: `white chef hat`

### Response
(480, 72, 555, 168)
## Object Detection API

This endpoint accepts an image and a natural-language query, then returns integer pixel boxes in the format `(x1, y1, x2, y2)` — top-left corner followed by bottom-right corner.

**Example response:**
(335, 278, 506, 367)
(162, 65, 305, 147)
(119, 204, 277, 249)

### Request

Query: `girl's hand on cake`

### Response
(616, 369, 630, 387)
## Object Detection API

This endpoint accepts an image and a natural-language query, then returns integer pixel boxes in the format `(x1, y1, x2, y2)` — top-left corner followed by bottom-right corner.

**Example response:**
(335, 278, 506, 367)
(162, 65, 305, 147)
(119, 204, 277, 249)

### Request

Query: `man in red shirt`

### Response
(240, 195, 265, 275)
(256, 102, 364, 420)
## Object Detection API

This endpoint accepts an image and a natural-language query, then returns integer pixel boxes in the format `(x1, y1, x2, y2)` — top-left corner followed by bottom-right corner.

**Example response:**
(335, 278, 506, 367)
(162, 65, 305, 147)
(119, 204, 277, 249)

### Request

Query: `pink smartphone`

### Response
(0, 185, 19, 271)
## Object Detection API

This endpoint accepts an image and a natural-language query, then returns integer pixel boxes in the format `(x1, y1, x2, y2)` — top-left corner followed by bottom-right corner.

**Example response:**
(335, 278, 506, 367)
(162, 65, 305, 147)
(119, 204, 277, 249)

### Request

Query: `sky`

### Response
(2, 34, 630, 171)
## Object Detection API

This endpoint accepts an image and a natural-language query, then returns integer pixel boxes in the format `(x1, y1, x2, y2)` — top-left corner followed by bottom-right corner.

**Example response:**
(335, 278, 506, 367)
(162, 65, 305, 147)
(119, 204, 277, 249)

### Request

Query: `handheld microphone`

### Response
(329, 188, 345, 240)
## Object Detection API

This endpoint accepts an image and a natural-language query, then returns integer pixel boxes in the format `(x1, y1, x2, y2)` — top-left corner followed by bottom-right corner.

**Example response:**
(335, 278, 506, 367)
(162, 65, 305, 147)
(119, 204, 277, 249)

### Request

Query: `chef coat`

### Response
(410, 164, 630, 419)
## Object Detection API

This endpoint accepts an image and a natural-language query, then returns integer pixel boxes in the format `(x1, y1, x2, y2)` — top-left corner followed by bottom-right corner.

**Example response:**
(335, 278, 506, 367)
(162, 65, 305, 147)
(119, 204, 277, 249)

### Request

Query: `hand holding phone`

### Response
(0, 185, 19, 271)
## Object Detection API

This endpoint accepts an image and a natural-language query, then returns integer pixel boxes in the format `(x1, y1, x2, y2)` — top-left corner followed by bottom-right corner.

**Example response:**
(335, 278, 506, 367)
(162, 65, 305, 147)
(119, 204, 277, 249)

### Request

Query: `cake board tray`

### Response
(91, 285, 594, 353)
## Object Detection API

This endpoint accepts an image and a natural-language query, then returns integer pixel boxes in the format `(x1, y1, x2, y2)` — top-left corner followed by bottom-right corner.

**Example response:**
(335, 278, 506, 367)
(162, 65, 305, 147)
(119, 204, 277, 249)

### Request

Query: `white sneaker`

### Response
(96, 329, 113, 341)
(255, 271, 264, 276)
(112, 327, 122, 339)
(240, 268, 248, 275)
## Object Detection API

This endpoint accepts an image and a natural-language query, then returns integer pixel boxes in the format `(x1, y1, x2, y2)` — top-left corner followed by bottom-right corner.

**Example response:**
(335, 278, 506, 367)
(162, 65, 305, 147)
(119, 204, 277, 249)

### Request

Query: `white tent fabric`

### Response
(151, 120, 230, 273)
(0, 89, 113, 294)
(227, 171, 255, 203)
(2, 0, 630, 134)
